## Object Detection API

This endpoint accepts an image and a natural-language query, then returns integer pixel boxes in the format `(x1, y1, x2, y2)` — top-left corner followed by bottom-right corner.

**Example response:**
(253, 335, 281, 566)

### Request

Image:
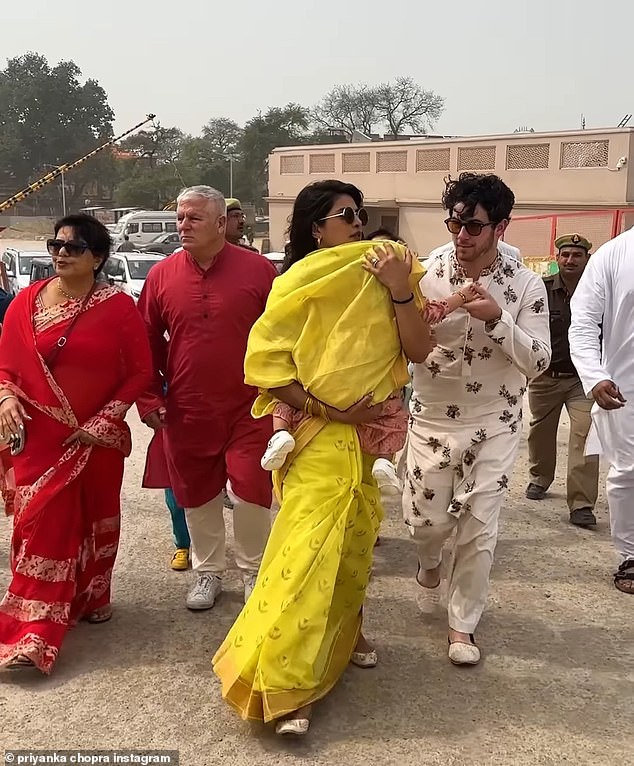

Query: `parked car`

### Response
(29, 258, 55, 283)
(102, 253, 163, 301)
(137, 232, 182, 256)
(263, 252, 285, 274)
(110, 211, 178, 248)
(1, 247, 48, 295)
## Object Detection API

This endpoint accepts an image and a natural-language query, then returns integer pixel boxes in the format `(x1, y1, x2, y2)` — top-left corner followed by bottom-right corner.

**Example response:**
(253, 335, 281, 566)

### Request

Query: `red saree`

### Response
(0, 280, 152, 673)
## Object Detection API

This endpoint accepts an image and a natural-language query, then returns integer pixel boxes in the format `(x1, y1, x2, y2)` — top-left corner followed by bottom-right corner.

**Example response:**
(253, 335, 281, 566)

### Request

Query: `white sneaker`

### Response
(372, 458, 402, 496)
(186, 573, 222, 610)
(243, 572, 258, 603)
(261, 430, 296, 471)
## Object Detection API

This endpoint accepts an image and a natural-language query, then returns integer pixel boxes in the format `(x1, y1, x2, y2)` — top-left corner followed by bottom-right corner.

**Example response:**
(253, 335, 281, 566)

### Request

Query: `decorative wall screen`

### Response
(342, 152, 371, 173)
(457, 146, 496, 171)
(416, 148, 451, 172)
(309, 154, 336, 174)
(376, 151, 408, 172)
(506, 144, 550, 170)
(280, 155, 304, 174)
(560, 141, 609, 168)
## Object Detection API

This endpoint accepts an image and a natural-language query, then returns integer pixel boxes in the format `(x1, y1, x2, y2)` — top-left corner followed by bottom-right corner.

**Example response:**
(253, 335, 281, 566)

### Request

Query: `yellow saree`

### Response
(212, 241, 424, 722)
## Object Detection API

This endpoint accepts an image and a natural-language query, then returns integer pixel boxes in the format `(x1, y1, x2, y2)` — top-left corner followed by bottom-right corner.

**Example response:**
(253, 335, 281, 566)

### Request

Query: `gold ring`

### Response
(371, 257, 380, 267)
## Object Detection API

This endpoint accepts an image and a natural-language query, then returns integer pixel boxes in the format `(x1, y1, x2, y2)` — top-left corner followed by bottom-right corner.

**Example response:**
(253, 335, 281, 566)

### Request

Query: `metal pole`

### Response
(229, 157, 233, 198)
(61, 169, 67, 216)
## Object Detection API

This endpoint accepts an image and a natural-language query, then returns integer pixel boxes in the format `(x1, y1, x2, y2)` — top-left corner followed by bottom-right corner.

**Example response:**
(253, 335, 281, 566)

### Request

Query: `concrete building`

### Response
(267, 128, 634, 265)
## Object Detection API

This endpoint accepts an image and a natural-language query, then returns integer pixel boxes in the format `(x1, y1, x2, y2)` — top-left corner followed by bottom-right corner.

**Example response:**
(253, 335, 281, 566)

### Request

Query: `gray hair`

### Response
(177, 185, 226, 215)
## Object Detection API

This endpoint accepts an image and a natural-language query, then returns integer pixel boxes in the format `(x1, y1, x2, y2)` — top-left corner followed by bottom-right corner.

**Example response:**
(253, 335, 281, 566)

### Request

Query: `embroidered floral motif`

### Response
(502, 264, 516, 278)
(464, 480, 476, 493)
(423, 488, 435, 500)
(439, 446, 452, 470)
(536, 358, 547, 372)
(499, 385, 518, 407)
(532, 298, 545, 313)
(497, 474, 510, 490)
(446, 404, 461, 419)
(465, 381, 482, 394)
(472, 428, 487, 443)
(499, 409, 514, 424)
(95, 516, 120, 535)
(412, 466, 423, 481)
(463, 449, 476, 466)
(478, 347, 493, 360)
(503, 286, 518, 304)
(411, 397, 423, 414)
(464, 346, 476, 365)
(427, 361, 441, 378)
(467, 327, 474, 342)
(0, 591, 70, 624)
(426, 437, 442, 453)
(441, 348, 457, 362)
(411, 502, 421, 517)
(14, 553, 76, 583)
(531, 340, 541, 352)
(449, 499, 462, 513)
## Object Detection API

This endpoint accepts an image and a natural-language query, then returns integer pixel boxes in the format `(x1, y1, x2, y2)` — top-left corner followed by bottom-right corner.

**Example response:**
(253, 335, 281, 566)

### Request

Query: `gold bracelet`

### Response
(0, 395, 17, 409)
(304, 395, 315, 417)
(318, 401, 331, 422)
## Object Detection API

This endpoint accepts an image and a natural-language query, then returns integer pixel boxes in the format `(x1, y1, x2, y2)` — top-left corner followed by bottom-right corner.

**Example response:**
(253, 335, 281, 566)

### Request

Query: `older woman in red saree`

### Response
(0, 214, 152, 673)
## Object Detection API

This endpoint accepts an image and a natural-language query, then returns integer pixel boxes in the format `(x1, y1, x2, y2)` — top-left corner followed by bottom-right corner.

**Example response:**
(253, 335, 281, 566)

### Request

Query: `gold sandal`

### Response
(83, 606, 113, 624)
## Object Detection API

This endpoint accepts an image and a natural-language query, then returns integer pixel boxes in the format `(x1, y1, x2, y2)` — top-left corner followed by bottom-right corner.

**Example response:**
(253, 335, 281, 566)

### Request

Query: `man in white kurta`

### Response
(569, 228, 634, 595)
(404, 173, 551, 664)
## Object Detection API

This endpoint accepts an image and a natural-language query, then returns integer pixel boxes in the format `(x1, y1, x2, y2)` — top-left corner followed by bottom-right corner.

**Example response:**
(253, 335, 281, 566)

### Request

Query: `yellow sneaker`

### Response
(170, 548, 190, 571)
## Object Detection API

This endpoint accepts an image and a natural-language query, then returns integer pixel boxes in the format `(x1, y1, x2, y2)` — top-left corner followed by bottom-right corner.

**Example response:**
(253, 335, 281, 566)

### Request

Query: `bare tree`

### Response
(312, 83, 380, 138)
(375, 76, 444, 136)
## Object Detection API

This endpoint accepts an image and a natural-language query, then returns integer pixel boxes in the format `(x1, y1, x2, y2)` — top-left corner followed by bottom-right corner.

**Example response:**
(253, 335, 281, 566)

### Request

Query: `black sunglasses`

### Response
(47, 239, 90, 257)
(445, 218, 496, 237)
(320, 206, 369, 227)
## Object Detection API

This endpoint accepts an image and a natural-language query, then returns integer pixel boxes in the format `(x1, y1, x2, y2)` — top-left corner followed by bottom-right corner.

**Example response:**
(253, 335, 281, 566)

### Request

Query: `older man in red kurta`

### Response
(137, 186, 276, 610)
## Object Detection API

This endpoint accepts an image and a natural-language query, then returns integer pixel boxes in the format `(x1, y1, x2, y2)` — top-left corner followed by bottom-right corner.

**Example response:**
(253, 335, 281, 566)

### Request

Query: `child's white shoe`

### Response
(372, 458, 402, 495)
(261, 431, 296, 471)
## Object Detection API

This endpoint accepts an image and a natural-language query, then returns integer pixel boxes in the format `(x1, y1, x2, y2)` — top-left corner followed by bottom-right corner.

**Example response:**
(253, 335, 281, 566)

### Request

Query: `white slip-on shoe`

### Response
(350, 649, 378, 668)
(186, 573, 222, 610)
(275, 717, 310, 736)
(448, 635, 481, 665)
(415, 564, 441, 614)
(372, 458, 402, 496)
(261, 431, 296, 471)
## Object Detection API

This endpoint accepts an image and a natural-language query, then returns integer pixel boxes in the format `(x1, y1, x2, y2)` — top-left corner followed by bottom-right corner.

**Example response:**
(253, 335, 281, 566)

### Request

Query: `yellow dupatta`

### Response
(245, 240, 425, 417)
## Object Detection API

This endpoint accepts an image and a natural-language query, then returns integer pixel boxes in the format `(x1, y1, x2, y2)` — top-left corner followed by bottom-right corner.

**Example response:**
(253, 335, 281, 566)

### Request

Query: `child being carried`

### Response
(261, 281, 480, 495)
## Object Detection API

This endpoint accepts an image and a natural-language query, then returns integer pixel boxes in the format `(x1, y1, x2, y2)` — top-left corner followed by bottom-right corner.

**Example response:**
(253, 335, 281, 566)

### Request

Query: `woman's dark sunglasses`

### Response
(47, 239, 89, 257)
(445, 218, 496, 237)
(320, 207, 369, 226)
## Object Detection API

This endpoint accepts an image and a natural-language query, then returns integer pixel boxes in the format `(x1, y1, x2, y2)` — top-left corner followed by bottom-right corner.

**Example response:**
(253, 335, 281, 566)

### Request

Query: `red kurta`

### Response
(137, 244, 276, 508)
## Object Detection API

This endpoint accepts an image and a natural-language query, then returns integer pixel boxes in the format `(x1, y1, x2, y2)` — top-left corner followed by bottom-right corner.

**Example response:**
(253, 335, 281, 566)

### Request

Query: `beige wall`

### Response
(267, 128, 634, 254)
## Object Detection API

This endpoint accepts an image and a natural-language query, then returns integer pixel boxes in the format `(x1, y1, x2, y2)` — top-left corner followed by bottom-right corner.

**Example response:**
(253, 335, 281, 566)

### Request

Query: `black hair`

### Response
(442, 173, 515, 224)
(54, 213, 112, 274)
(282, 180, 364, 273)
(368, 227, 401, 242)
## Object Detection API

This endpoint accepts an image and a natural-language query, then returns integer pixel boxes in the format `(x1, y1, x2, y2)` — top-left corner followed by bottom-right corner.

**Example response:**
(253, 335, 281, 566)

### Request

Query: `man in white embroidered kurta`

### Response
(569, 228, 634, 594)
(404, 173, 551, 664)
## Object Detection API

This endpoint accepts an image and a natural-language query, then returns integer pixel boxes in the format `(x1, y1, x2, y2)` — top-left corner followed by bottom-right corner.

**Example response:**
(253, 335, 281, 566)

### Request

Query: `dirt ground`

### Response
(0, 317, 632, 764)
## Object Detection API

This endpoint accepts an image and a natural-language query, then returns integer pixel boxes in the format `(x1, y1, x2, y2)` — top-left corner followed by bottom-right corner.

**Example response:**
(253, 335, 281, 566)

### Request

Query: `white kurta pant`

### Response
(404, 418, 521, 633)
(185, 481, 271, 575)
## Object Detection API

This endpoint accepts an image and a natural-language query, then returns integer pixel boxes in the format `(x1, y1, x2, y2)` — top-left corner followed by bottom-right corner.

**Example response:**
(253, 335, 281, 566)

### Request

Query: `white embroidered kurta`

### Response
(404, 248, 551, 528)
(569, 228, 634, 562)
(569, 228, 634, 472)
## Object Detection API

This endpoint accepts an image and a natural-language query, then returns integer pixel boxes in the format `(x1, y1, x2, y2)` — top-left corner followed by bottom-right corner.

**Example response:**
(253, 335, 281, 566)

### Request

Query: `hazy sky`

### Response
(5, 0, 633, 138)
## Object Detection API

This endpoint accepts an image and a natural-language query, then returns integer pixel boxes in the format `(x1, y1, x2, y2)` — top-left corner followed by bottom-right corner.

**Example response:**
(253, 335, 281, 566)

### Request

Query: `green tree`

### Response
(236, 104, 312, 208)
(0, 52, 114, 211)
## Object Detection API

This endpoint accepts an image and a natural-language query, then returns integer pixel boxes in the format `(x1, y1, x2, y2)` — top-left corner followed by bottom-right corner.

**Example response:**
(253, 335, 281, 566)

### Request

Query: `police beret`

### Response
(554, 233, 592, 252)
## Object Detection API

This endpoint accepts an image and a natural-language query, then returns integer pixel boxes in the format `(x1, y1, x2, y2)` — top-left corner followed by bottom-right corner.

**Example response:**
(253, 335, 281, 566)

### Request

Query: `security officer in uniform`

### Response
(525, 234, 599, 527)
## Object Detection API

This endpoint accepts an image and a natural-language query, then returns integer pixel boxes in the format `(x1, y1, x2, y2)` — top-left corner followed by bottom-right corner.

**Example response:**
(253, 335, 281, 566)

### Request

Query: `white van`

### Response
(111, 211, 178, 247)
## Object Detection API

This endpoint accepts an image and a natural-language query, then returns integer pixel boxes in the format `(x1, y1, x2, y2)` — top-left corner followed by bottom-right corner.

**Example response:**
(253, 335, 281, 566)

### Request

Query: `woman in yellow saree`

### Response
(212, 180, 432, 735)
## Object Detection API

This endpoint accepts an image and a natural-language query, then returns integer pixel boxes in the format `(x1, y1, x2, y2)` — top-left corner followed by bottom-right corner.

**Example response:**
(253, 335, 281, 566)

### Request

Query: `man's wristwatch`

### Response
(484, 311, 503, 332)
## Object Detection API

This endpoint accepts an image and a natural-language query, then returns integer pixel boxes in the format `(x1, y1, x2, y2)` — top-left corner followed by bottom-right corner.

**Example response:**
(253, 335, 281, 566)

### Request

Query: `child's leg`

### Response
(261, 405, 299, 471)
